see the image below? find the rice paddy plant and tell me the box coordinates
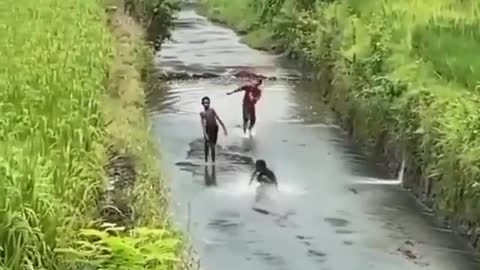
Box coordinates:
[57,223,182,270]
[412,20,480,91]
[339,0,480,216]
[0,0,112,268]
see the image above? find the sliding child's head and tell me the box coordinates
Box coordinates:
[255,159,267,170]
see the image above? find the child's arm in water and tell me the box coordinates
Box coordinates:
[213,109,228,136]
[249,169,258,186]
[199,112,208,140]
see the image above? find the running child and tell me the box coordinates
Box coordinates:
[200,96,227,163]
[226,78,262,137]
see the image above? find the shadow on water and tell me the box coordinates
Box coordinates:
[148,5,480,270]
[175,138,256,176]
[204,165,217,186]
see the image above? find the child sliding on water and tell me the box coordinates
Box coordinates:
[249,159,278,187]
[200,96,227,164]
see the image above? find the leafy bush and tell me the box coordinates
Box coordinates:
[57,224,181,270]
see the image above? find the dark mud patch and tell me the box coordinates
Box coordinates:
[394,240,430,267]
[335,229,354,235]
[174,20,207,29]
[207,210,243,233]
[99,147,137,227]
[308,249,326,257]
[208,218,242,233]
[297,236,313,247]
[188,39,208,45]
[175,161,202,172]
[307,249,327,263]
[253,251,286,266]
[323,217,350,228]
[156,69,303,82]
[253,207,270,215]
[273,215,298,229]
[179,138,256,170]
[347,187,359,194]
[296,235,314,240]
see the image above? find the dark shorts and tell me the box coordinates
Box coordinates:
[205,124,219,144]
[242,103,256,122]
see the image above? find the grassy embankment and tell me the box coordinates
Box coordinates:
[0,0,190,269]
[201,0,480,248]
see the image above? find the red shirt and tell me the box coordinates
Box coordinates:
[241,85,261,106]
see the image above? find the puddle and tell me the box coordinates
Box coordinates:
[324,217,350,228]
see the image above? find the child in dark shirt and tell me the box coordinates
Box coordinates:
[249,159,278,187]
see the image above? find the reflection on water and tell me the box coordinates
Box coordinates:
[148,5,480,270]
[204,165,217,186]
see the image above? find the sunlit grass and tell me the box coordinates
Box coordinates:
[199,0,259,32]
[0,0,111,268]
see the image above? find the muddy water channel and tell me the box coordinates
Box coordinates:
[148,6,480,270]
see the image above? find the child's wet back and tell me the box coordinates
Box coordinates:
[249,159,278,187]
[257,167,277,185]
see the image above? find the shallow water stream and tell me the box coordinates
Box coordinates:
[148,6,480,270]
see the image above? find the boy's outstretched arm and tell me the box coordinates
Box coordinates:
[213,109,228,135]
[227,85,246,95]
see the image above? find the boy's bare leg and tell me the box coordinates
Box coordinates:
[204,139,209,162]
[210,142,216,163]
[242,104,249,135]
[243,119,248,134]
[249,113,256,134]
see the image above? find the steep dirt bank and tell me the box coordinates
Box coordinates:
[90,3,197,269]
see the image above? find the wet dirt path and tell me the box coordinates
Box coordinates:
[148,6,480,270]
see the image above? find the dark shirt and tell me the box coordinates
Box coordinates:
[241,85,261,106]
[256,168,277,185]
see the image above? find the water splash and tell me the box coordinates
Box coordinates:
[350,155,406,186]
[351,176,401,185]
[397,154,405,185]
[214,175,307,199]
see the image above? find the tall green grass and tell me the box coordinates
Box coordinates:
[0,0,111,268]
[0,0,184,267]
[201,0,480,222]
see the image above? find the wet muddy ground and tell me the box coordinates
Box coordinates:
[148,6,480,270]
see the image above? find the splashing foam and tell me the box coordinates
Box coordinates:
[351,157,406,186]
[215,175,307,198]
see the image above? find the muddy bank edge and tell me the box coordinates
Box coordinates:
[101,0,197,269]
[199,0,480,253]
